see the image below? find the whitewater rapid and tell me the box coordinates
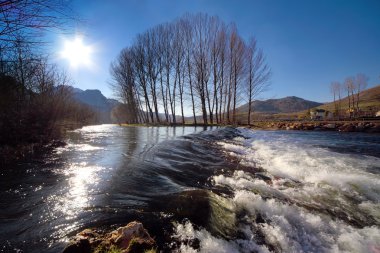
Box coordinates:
[173,128,380,253]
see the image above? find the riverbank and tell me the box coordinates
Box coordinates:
[118,121,380,133]
[0,122,82,167]
[248,120,380,133]
[0,140,67,168]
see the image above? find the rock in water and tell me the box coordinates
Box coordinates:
[109,221,155,251]
[62,221,156,253]
[62,238,91,253]
[324,123,336,129]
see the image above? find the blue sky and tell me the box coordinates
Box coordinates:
[52,0,380,103]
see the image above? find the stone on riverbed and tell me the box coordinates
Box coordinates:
[323,123,336,129]
[109,221,155,251]
[62,221,156,253]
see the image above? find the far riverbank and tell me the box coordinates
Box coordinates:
[248,120,380,133]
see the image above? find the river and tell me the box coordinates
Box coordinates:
[1,125,379,252]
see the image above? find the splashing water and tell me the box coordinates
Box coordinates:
[174,128,380,253]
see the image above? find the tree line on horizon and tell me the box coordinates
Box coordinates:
[110,13,271,125]
[330,73,369,118]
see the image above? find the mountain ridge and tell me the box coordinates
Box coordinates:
[72,88,121,123]
[238,96,323,114]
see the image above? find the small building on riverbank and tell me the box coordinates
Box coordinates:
[310,109,332,120]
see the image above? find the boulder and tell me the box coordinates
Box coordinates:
[62,238,91,253]
[366,124,380,133]
[323,123,336,130]
[109,221,155,251]
[62,221,156,253]
[305,124,314,130]
[339,123,355,132]
[355,125,365,132]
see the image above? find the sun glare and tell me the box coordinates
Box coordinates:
[61,37,93,68]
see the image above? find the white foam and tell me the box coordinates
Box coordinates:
[173,221,270,253]
[207,128,380,252]
[218,129,380,202]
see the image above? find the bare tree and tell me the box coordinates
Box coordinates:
[193,13,211,124]
[330,81,341,119]
[145,29,161,123]
[229,25,245,124]
[355,73,368,112]
[181,16,197,124]
[0,0,103,150]
[173,22,186,124]
[110,13,271,126]
[344,76,355,117]
[217,26,227,124]
[208,16,223,124]
[133,38,154,123]
[156,24,170,123]
[0,0,75,46]
[246,37,270,125]
[161,24,175,123]
[110,48,141,123]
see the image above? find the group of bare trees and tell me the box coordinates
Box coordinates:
[330,73,368,118]
[110,13,270,125]
[0,1,96,148]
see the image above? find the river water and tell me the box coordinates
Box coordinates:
[1,125,379,252]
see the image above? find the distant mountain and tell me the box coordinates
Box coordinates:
[72,88,121,123]
[73,89,110,112]
[253,85,380,120]
[238,96,323,114]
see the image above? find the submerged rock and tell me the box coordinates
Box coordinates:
[62,221,156,253]
[149,189,237,240]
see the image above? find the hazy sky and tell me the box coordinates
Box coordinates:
[53,0,380,102]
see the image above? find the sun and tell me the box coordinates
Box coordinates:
[60,36,93,68]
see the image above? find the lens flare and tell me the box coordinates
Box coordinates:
[60,36,93,68]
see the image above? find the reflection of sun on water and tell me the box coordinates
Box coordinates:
[63,163,102,216]
[47,163,105,241]
[50,163,103,224]
[73,124,118,139]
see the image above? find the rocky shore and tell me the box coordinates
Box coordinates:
[251,121,380,133]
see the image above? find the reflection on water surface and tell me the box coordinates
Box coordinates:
[0,125,215,252]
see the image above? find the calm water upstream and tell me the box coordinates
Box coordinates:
[1,125,380,252]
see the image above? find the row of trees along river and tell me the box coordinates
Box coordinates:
[330,73,369,118]
[110,13,271,125]
[0,1,96,161]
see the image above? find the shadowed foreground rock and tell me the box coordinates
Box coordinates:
[63,221,156,253]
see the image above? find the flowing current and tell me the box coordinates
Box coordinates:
[1,125,379,252]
